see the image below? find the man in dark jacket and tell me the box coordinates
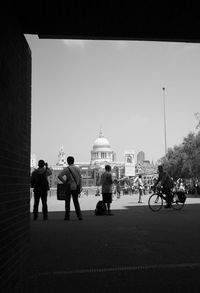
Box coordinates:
[154,165,174,208]
[31,160,52,220]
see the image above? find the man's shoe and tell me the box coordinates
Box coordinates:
[78,216,83,220]
[64,217,70,221]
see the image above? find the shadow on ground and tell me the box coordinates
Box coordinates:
[29,204,200,292]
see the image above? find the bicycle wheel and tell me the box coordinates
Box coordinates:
[148,193,163,211]
[171,193,185,210]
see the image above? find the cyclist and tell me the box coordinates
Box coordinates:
[153,165,174,208]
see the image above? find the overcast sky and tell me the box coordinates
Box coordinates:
[25,35,200,165]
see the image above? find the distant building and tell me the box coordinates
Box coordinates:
[57,145,67,166]
[32,130,157,188]
[90,129,115,166]
[48,130,127,187]
[30,154,37,168]
[124,150,135,177]
[137,151,145,164]
[135,160,157,186]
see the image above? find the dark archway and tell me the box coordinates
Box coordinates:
[1,2,200,291]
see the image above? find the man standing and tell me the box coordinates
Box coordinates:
[58,156,82,220]
[31,160,52,220]
[134,174,144,203]
[153,165,174,208]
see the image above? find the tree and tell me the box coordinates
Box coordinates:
[160,131,200,180]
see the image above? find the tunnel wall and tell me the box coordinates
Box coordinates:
[0,15,31,293]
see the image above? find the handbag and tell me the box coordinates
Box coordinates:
[57,183,70,200]
[176,191,186,203]
[68,167,81,194]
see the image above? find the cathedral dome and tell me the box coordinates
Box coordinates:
[90,130,114,165]
[92,130,111,151]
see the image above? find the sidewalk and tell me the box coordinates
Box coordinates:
[29,194,200,292]
[30,190,200,212]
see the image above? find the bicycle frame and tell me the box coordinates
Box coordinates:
[148,187,185,212]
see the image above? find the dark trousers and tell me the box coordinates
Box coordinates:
[65,190,82,218]
[33,190,48,219]
[162,187,173,206]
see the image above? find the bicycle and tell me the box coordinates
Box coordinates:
[148,187,185,212]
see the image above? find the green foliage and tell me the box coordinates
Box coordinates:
[160,131,200,180]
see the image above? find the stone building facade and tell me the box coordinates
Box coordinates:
[31,131,157,188]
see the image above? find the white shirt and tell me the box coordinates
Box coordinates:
[134,176,144,189]
[58,164,82,190]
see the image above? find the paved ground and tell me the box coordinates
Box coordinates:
[29,193,200,292]
[30,188,200,211]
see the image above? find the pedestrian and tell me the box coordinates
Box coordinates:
[116,180,121,198]
[177,178,185,192]
[58,156,83,220]
[100,165,114,215]
[95,187,101,196]
[153,165,174,208]
[134,174,144,203]
[31,160,52,220]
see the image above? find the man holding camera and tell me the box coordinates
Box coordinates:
[31,160,52,220]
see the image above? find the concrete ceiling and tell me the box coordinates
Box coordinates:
[17,1,200,42]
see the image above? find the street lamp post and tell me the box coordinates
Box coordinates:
[163,87,167,155]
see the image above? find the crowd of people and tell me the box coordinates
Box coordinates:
[31,157,199,220]
[31,157,117,220]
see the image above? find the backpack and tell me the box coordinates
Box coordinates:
[32,171,49,190]
[95,201,107,215]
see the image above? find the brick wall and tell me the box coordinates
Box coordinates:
[0,17,31,292]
